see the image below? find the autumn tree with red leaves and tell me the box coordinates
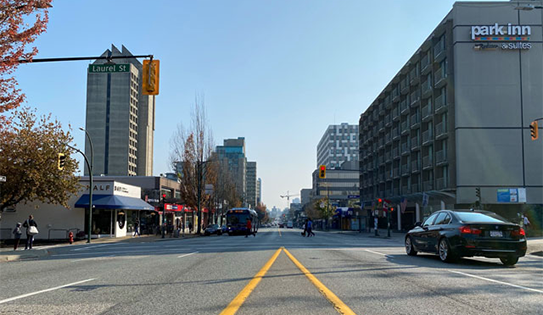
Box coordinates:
[0,0,52,119]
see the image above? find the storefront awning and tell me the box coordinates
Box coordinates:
[75,194,155,211]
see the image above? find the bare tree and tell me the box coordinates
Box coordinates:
[170,95,215,234]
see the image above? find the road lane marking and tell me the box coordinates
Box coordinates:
[364,249,387,256]
[283,248,357,315]
[448,270,543,294]
[220,248,283,315]
[0,278,95,305]
[178,251,198,258]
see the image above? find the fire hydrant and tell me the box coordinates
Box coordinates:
[68,231,74,244]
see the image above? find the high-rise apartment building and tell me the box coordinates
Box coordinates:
[216,137,247,204]
[317,123,359,168]
[246,162,257,208]
[359,1,543,229]
[84,45,155,176]
[257,178,262,205]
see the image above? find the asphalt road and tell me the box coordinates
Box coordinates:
[0,228,542,314]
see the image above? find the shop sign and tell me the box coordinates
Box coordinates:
[472,23,532,50]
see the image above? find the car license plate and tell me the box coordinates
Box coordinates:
[490,231,503,237]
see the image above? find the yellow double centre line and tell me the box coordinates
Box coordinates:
[220,247,356,315]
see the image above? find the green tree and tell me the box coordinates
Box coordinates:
[0,107,80,212]
[255,202,269,224]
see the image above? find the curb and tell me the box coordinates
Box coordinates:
[0,249,49,263]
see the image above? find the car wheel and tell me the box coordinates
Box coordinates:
[405,236,417,256]
[500,256,519,266]
[438,238,456,263]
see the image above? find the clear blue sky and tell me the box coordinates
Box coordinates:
[14,0,472,209]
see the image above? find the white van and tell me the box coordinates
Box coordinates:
[286,221,293,228]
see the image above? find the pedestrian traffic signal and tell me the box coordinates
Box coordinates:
[57,153,66,170]
[142,59,160,95]
[318,165,326,179]
[530,121,538,140]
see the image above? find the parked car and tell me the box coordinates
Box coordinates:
[405,209,527,266]
[204,224,223,236]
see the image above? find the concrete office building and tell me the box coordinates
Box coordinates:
[317,123,359,169]
[359,1,543,229]
[85,45,155,176]
[257,178,262,205]
[246,161,257,208]
[216,137,247,205]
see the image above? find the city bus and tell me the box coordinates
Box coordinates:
[226,208,259,236]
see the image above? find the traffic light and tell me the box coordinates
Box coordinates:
[475,187,481,200]
[57,153,66,170]
[142,59,160,95]
[530,121,539,140]
[161,193,166,204]
[390,207,394,212]
[318,165,326,179]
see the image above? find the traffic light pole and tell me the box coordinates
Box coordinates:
[12,54,154,65]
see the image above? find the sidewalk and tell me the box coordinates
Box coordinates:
[0,232,202,263]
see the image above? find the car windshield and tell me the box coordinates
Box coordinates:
[455,212,509,223]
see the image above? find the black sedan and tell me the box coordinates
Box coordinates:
[405,210,527,266]
[204,224,223,236]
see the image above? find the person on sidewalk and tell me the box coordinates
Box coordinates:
[23,215,38,250]
[245,218,255,238]
[133,220,140,237]
[307,219,315,237]
[302,219,307,237]
[12,222,22,250]
[188,221,193,234]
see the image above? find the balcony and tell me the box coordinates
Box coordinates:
[400,78,410,94]
[392,87,400,102]
[378,121,385,133]
[373,110,379,121]
[385,95,392,109]
[422,104,433,122]
[435,95,448,113]
[435,122,448,139]
[421,54,431,74]
[434,69,447,88]
[402,185,409,194]
[422,80,432,98]
[400,99,409,115]
[435,177,448,190]
[411,160,420,173]
[401,118,410,135]
[411,136,420,151]
[379,103,386,116]
[434,41,446,62]
[385,133,392,144]
[423,156,433,169]
[385,151,392,162]
[410,66,420,85]
[401,164,410,176]
[436,150,447,165]
[423,180,434,191]
[379,173,385,183]
[410,90,421,107]
[401,141,410,155]
[378,138,385,149]
[392,147,400,159]
[422,129,433,146]
[392,127,400,140]
[393,168,400,178]
[411,183,420,193]
[410,112,420,129]
[392,106,400,121]
[385,114,392,127]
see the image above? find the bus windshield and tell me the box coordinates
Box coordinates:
[227,213,249,225]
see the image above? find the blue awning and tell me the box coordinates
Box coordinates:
[75,194,155,211]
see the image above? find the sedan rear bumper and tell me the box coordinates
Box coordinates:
[453,239,527,258]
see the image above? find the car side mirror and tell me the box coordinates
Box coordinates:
[414,222,422,227]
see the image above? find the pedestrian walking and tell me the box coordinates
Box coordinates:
[22,215,38,250]
[523,214,531,230]
[307,219,315,237]
[12,222,22,250]
[301,219,307,237]
[188,221,193,234]
[133,219,140,237]
[245,218,255,238]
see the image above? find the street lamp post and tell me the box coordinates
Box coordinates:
[80,128,94,243]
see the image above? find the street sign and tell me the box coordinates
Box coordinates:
[88,64,130,73]
[348,195,360,199]
[0,175,5,182]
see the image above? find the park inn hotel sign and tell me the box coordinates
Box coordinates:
[472,23,532,50]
